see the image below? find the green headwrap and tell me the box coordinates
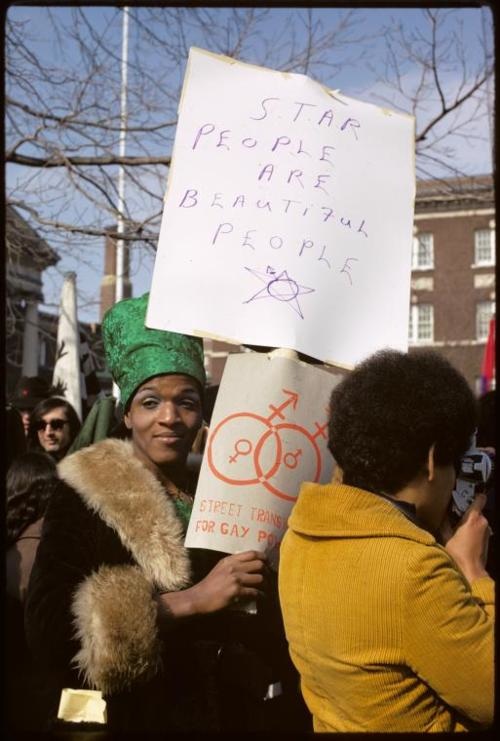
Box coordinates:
[102,293,206,409]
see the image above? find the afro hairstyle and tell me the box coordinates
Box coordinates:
[327,349,477,495]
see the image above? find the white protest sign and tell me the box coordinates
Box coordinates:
[147,47,416,368]
[185,352,342,556]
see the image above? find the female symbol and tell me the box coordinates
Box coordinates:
[207,412,281,486]
[229,438,253,463]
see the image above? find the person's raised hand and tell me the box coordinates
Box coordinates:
[443,493,491,582]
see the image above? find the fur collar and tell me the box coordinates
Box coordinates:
[58,439,191,591]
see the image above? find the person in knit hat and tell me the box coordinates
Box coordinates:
[23,293,285,734]
[10,376,52,436]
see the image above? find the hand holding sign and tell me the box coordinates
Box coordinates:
[189,550,266,613]
[156,550,266,619]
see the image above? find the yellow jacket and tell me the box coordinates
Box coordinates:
[278,482,494,732]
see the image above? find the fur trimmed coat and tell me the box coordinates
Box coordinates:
[25,439,307,733]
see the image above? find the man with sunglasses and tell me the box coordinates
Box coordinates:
[29,398,81,462]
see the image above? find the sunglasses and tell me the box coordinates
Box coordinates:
[35,419,68,432]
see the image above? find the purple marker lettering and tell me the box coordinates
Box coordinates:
[243,230,256,250]
[287,170,304,188]
[258,164,274,182]
[257,200,272,212]
[282,199,300,213]
[250,97,279,121]
[272,136,291,152]
[357,219,368,237]
[212,223,233,245]
[340,257,358,285]
[192,123,215,150]
[296,140,311,157]
[341,118,361,139]
[318,110,334,127]
[299,239,314,257]
[179,189,198,208]
[293,102,316,122]
[211,193,224,208]
[318,245,331,269]
[320,145,335,166]
[314,174,330,195]
[217,130,231,150]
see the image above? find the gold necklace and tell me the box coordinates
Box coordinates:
[164,481,193,506]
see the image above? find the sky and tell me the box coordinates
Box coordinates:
[6,5,494,324]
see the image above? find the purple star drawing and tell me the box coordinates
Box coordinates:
[243,265,315,319]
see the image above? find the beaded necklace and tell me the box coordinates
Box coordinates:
[165,481,194,532]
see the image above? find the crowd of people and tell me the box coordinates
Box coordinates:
[4,292,495,734]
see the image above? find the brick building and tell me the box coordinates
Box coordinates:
[410,174,495,392]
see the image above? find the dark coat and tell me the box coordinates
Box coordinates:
[24,438,309,733]
[6,517,43,603]
[6,517,56,733]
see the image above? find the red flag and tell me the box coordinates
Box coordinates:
[480,316,495,394]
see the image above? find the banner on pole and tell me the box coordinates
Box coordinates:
[480,316,496,394]
[185,352,342,556]
[52,272,82,420]
[147,47,416,368]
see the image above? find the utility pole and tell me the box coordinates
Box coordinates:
[116,6,129,304]
[480,6,494,173]
[113,6,129,402]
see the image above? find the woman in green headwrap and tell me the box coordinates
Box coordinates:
[24,294,292,733]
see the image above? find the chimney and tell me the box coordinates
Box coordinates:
[100,227,132,321]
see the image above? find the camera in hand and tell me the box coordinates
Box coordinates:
[451,432,494,517]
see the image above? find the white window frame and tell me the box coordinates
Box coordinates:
[474,228,495,267]
[409,304,434,345]
[412,233,434,270]
[476,300,495,341]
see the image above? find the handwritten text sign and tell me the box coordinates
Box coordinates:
[147,47,416,367]
[185,352,342,557]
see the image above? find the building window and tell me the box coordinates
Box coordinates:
[412,233,434,270]
[476,301,495,341]
[409,304,434,344]
[474,229,495,266]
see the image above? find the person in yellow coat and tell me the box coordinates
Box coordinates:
[278,349,494,733]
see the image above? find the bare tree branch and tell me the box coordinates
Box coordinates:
[6,152,172,167]
[6,96,176,132]
[5,6,493,320]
